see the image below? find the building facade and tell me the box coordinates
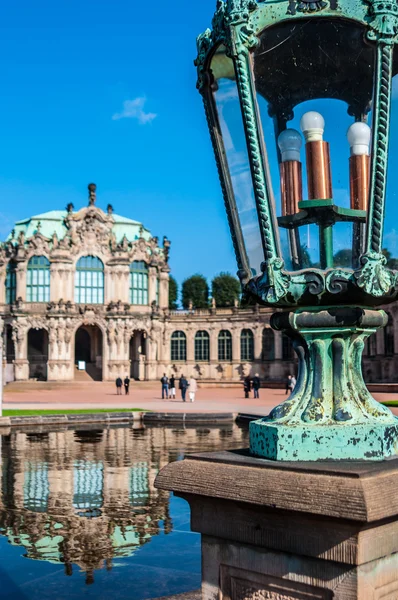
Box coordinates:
[0,184,394,384]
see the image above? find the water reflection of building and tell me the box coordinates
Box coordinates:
[0,424,247,584]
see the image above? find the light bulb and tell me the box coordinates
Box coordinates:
[300,111,325,143]
[277,129,302,162]
[347,122,371,156]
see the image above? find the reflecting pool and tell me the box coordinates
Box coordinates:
[0,422,248,600]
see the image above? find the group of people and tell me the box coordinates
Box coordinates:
[243,373,261,399]
[115,376,130,395]
[160,374,197,402]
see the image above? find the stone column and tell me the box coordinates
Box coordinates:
[254,326,262,361]
[210,328,218,363]
[232,327,241,363]
[12,321,29,381]
[376,327,384,355]
[16,261,27,301]
[159,269,169,310]
[274,330,282,360]
[156,452,398,600]
[186,329,195,363]
[148,267,157,305]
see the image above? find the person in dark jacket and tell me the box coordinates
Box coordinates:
[169,375,176,399]
[115,376,123,395]
[243,375,251,399]
[160,374,169,399]
[124,376,130,395]
[252,373,261,399]
[179,375,189,402]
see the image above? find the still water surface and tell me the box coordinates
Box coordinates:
[0,422,248,599]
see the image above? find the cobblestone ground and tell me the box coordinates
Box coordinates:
[4,381,398,417]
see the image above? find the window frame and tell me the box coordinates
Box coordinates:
[240,329,254,361]
[130,261,149,306]
[75,255,104,305]
[218,330,232,361]
[5,261,17,304]
[27,255,50,303]
[195,330,210,362]
[170,330,187,362]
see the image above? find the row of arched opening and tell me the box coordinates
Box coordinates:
[170,329,295,362]
[3,324,146,382]
[5,256,152,305]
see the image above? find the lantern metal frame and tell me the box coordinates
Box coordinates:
[196,0,398,461]
[196,0,398,306]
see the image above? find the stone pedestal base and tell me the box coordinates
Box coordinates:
[156,450,398,600]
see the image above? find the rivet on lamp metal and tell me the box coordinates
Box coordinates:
[196,0,398,460]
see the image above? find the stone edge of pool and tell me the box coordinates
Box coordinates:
[151,592,201,600]
[0,412,260,428]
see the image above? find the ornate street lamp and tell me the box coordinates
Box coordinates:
[196,0,398,460]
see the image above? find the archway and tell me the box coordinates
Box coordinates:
[129,331,146,380]
[27,329,48,381]
[74,325,103,381]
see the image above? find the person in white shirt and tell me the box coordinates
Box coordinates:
[189,376,197,402]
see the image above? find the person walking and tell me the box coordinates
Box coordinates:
[160,373,169,399]
[169,375,176,399]
[179,374,188,402]
[285,374,293,395]
[115,376,123,395]
[124,375,130,395]
[243,375,251,399]
[291,375,297,390]
[188,376,197,402]
[252,373,261,399]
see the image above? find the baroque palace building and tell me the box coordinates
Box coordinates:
[0,183,395,384]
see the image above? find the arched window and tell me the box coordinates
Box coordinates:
[282,333,294,360]
[27,256,50,302]
[130,261,149,305]
[171,331,186,361]
[384,313,394,356]
[262,328,275,360]
[218,330,232,361]
[5,261,16,304]
[75,256,104,304]
[195,330,210,361]
[241,329,254,361]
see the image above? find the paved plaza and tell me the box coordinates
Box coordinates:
[3,382,398,417]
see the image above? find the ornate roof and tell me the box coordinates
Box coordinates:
[7,209,152,245]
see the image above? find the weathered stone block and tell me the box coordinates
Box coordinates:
[249,419,398,461]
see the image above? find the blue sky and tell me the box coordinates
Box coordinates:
[1,1,398,291]
[0,0,235,289]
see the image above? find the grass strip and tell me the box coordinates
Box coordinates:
[3,408,146,416]
[380,401,398,407]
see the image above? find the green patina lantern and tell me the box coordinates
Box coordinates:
[196,0,398,460]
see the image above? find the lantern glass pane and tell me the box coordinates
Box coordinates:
[211,45,263,276]
[252,19,374,271]
[382,59,398,269]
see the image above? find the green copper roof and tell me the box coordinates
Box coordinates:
[5,208,152,244]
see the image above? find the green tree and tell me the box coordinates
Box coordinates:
[181,274,209,309]
[168,275,178,309]
[333,249,352,267]
[382,248,398,270]
[211,272,241,307]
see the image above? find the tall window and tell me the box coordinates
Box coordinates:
[195,330,210,361]
[218,330,232,361]
[171,331,186,361]
[384,313,395,356]
[75,256,104,304]
[241,329,254,361]
[27,256,50,302]
[5,261,16,304]
[130,261,149,305]
[282,333,294,360]
[262,329,275,360]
